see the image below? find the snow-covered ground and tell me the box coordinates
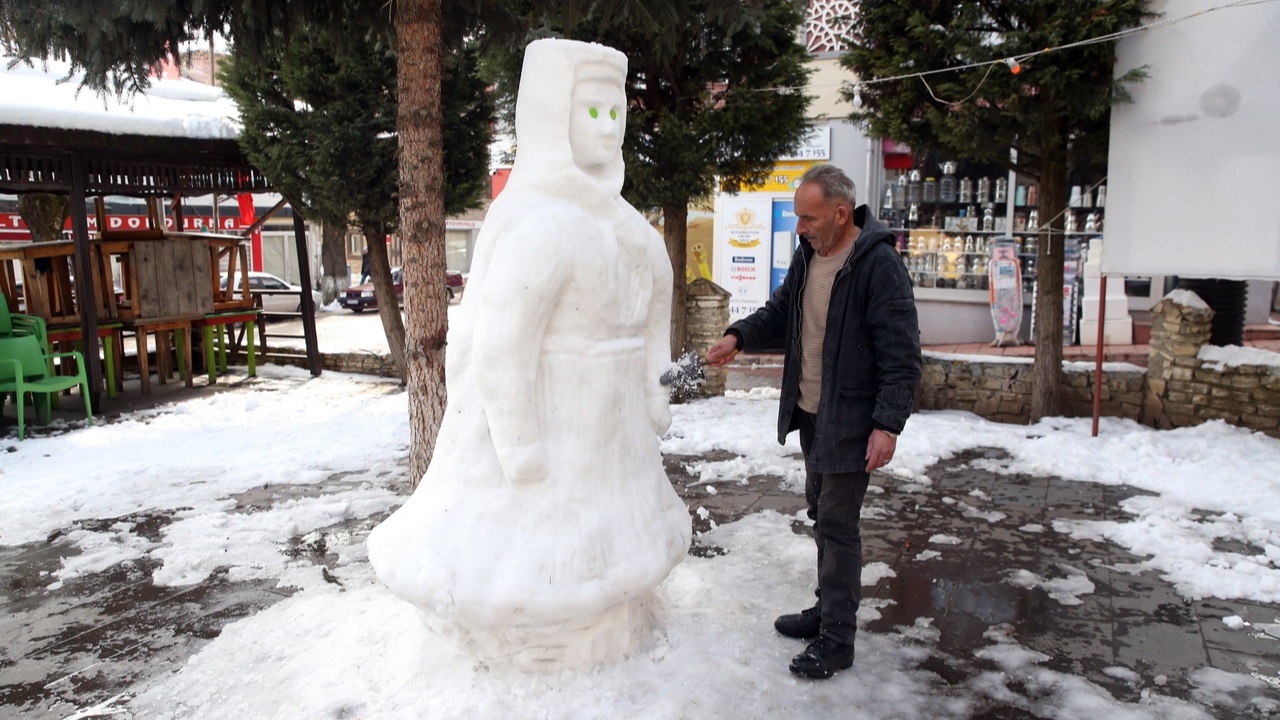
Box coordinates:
[3,365,1279,718]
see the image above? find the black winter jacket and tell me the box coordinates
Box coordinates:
[728,205,921,473]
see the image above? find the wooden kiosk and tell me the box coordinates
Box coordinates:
[0,127,322,402]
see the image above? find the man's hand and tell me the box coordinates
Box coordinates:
[865,429,897,473]
[705,335,740,368]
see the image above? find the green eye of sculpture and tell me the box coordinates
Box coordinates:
[589,107,599,119]
[610,109,617,120]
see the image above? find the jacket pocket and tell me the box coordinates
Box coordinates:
[830,385,876,441]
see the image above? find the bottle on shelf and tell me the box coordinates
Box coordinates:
[976,177,990,204]
[1065,211,1078,233]
[1026,184,1038,207]
[923,176,938,203]
[1027,209,1039,232]
[1015,184,1028,206]
[1069,185,1083,208]
[882,182,894,214]
[981,206,994,231]
[907,202,920,227]
[940,162,958,203]
[895,175,907,209]
[994,178,1007,204]
[907,169,922,205]
[1095,183,1106,208]
[964,235,975,254]
[1084,213,1098,233]
[959,177,973,203]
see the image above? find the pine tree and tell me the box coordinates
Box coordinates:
[221,31,492,381]
[843,0,1148,419]
[485,0,813,358]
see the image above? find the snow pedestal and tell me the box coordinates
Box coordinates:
[366,38,690,672]
[417,595,655,670]
[1079,238,1133,346]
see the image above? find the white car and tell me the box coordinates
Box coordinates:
[219,271,320,313]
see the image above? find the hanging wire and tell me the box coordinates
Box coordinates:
[751,0,1276,100]
[863,0,1275,102]
[919,62,998,106]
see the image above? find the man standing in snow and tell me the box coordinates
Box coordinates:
[705,163,921,679]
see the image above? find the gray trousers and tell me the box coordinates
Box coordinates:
[797,410,871,645]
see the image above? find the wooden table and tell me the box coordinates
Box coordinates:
[123,317,194,394]
[0,240,92,325]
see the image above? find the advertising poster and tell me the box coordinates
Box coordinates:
[716,197,773,322]
[682,209,716,284]
[771,200,797,294]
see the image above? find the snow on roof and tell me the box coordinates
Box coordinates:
[0,56,241,140]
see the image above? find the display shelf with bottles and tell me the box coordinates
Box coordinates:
[885,171,1106,298]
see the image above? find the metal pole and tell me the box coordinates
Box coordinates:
[1091,275,1107,437]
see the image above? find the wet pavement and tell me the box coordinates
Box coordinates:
[3,360,1280,718]
[666,443,1280,715]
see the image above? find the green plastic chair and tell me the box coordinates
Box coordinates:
[0,335,94,440]
[0,296,48,348]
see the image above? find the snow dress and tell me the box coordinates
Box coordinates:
[367,39,690,667]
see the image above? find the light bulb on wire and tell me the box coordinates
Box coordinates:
[1004,57,1022,74]
[853,85,864,108]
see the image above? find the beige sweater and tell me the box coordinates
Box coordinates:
[797,241,854,413]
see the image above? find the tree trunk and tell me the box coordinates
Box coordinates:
[664,202,690,359]
[319,221,349,305]
[397,0,448,488]
[17,193,69,243]
[363,221,407,379]
[1029,150,1067,421]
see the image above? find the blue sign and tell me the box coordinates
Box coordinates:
[771,200,798,293]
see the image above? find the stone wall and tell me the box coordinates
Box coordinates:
[239,350,402,379]
[919,354,1145,424]
[920,292,1280,438]
[685,279,731,398]
[1142,293,1280,437]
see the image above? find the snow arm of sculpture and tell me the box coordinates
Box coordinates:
[643,222,674,436]
[472,220,570,484]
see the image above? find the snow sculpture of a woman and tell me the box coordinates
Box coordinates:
[367,38,691,670]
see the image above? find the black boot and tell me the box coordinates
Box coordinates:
[773,604,821,639]
[789,636,854,679]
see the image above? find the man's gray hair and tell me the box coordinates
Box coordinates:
[799,163,857,208]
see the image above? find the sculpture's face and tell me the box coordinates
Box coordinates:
[569,79,625,171]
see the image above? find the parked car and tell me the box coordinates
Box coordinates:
[219,271,318,313]
[446,270,464,302]
[341,267,464,312]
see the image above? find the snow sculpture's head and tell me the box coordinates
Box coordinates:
[512,39,628,195]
